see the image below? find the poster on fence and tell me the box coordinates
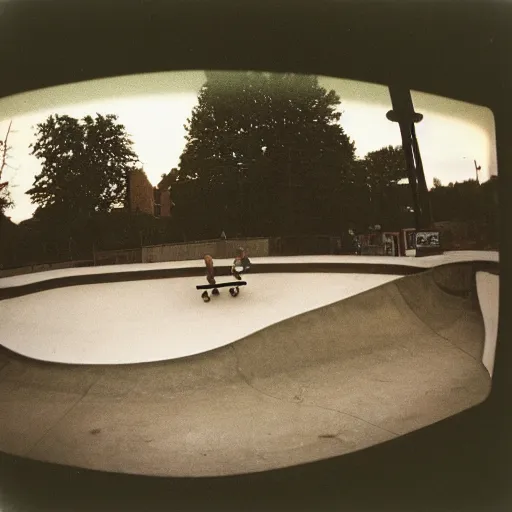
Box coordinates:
[415,231,442,256]
[415,231,440,248]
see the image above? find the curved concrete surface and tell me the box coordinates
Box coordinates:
[0,250,499,290]
[0,273,404,364]
[0,261,495,477]
[476,271,499,376]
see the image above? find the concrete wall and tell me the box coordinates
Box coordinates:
[0,259,93,278]
[0,239,269,276]
[94,248,142,266]
[142,238,270,263]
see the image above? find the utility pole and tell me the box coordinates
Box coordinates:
[386,86,432,230]
[474,160,481,184]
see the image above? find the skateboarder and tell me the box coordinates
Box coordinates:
[200,249,251,301]
[202,254,220,301]
[231,247,251,280]
[228,247,251,296]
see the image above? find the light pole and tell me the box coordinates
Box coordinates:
[474,160,481,184]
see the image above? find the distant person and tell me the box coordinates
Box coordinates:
[220,230,227,240]
[347,229,360,255]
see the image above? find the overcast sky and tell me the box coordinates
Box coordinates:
[0,71,497,224]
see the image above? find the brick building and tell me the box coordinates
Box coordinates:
[155,168,178,217]
[127,168,174,217]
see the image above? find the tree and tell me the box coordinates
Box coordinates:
[425,176,498,249]
[429,178,482,222]
[27,113,139,218]
[0,120,14,213]
[175,71,356,238]
[361,145,408,187]
[433,177,442,189]
[357,145,413,230]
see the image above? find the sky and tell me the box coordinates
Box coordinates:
[0,71,498,224]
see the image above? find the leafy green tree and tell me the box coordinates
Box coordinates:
[429,178,482,222]
[27,113,139,218]
[175,71,356,238]
[427,176,498,249]
[356,145,413,230]
[0,120,14,214]
[0,183,12,214]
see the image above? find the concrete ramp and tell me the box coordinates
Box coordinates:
[0,262,492,477]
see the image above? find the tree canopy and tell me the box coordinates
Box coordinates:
[175,71,356,237]
[1,74,499,270]
[27,113,139,219]
[356,145,413,230]
[0,120,14,214]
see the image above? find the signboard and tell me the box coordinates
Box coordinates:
[415,231,440,248]
[415,230,443,256]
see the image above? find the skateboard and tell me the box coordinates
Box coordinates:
[196,281,247,302]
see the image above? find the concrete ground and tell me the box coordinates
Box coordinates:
[0,261,494,477]
[0,272,404,364]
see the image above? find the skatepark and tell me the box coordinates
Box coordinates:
[0,251,499,477]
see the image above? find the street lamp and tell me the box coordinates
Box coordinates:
[474,160,481,184]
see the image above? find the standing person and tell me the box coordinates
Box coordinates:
[229,247,251,296]
[202,254,219,302]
